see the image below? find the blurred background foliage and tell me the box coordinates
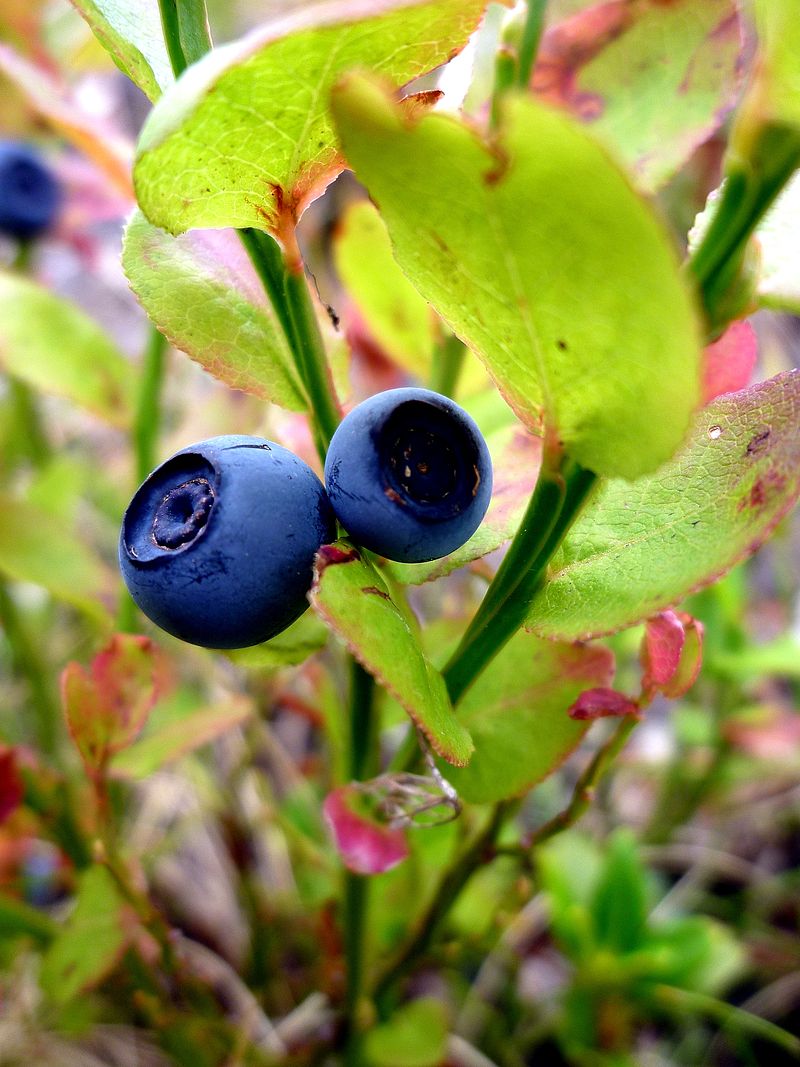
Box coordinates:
[1,1,800,1065]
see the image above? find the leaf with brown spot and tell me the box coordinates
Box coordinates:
[134,0,502,237]
[527,372,800,641]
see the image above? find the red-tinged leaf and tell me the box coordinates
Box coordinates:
[641,611,686,689]
[702,321,758,405]
[641,611,704,699]
[134,0,502,239]
[662,614,704,699]
[0,43,134,197]
[0,747,24,824]
[568,688,639,721]
[441,633,615,804]
[533,0,744,191]
[311,541,473,767]
[62,635,169,774]
[323,784,409,875]
[110,696,254,780]
[527,372,800,641]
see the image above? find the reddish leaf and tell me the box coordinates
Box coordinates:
[641,611,704,699]
[641,611,686,687]
[702,321,758,405]
[323,784,409,875]
[568,688,639,721]
[532,0,743,191]
[62,635,168,775]
[0,747,24,823]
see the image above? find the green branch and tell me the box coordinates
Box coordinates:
[688,123,800,333]
[342,661,379,1065]
[373,802,512,1007]
[443,457,597,704]
[516,0,548,89]
[157,0,212,76]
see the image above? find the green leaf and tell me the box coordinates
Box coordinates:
[0,892,58,943]
[310,542,473,766]
[62,635,166,774]
[224,611,328,669]
[68,0,173,100]
[392,422,540,585]
[0,273,135,429]
[40,865,130,1003]
[0,495,113,621]
[527,372,800,641]
[737,0,800,134]
[332,78,701,479]
[440,631,614,803]
[534,0,743,192]
[334,200,436,377]
[591,830,648,954]
[134,0,496,236]
[111,694,253,779]
[122,211,304,409]
[364,998,448,1067]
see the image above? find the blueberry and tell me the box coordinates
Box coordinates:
[0,142,61,241]
[119,436,336,648]
[324,388,492,563]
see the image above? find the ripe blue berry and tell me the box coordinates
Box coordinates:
[119,436,336,648]
[0,142,61,241]
[324,388,492,563]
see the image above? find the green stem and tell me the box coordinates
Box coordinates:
[239,229,340,462]
[429,334,467,399]
[490,48,517,129]
[373,802,511,1007]
[688,123,800,331]
[653,984,800,1058]
[525,716,638,851]
[9,240,50,467]
[158,4,340,463]
[342,660,378,1065]
[133,325,168,483]
[444,459,596,704]
[516,0,548,88]
[0,580,59,755]
[238,229,297,348]
[284,267,341,452]
[118,325,169,633]
[157,0,212,76]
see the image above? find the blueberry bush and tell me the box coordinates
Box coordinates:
[2,1,800,1064]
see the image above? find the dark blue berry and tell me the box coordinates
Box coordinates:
[324,388,492,563]
[119,436,336,648]
[0,142,61,241]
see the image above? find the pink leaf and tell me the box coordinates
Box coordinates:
[702,321,758,405]
[323,784,409,875]
[568,687,639,721]
[641,611,686,687]
[0,747,24,824]
[61,634,169,775]
[641,611,704,699]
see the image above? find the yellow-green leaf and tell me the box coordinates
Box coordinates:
[332,77,701,479]
[134,0,498,236]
